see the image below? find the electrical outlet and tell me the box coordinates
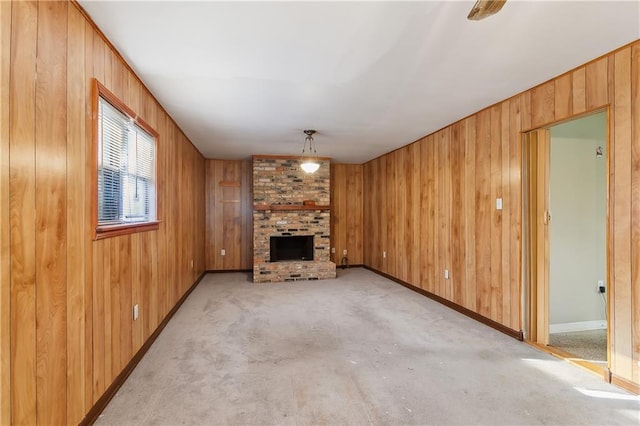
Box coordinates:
[221,249,226,256]
[597,280,605,294]
[331,247,335,254]
[383,251,386,259]
[133,304,139,321]
[343,249,347,256]
[496,198,503,210]
[444,269,450,280]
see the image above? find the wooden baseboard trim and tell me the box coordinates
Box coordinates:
[364,266,524,341]
[206,269,252,273]
[79,271,208,425]
[527,341,608,378]
[611,373,640,395]
[336,264,364,269]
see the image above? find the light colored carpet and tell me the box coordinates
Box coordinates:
[550,329,607,365]
[96,268,639,425]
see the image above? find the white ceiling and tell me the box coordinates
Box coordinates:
[79,1,640,163]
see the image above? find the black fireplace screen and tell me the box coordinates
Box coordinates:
[270,235,314,262]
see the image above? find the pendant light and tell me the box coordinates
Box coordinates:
[300,129,320,174]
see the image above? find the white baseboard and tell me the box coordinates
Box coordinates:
[550,320,607,334]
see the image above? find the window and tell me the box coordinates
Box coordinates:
[93,80,159,239]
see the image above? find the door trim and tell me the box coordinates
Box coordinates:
[522,108,610,371]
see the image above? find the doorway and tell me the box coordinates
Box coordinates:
[523,111,608,374]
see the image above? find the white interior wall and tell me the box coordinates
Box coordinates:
[549,112,607,332]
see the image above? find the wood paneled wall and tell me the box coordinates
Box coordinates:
[363,40,640,388]
[203,161,364,271]
[331,164,364,265]
[0,1,11,423]
[205,160,252,270]
[1,1,206,424]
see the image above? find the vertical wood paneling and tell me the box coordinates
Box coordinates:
[475,109,492,318]
[450,122,465,305]
[432,137,441,294]
[108,239,120,380]
[421,135,435,293]
[554,73,573,121]
[3,4,640,423]
[118,236,132,374]
[155,112,167,326]
[205,159,252,271]
[489,106,502,323]
[509,97,523,330]
[3,2,207,422]
[331,164,364,266]
[213,160,223,269]
[139,232,153,340]
[387,152,397,277]
[531,81,555,129]
[521,91,532,131]
[131,233,142,351]
[167,128,176,304]
[380,156,389,272]
[631,43,640,385]
[463,117,477,312]
[376,157,383,271]
[500,101,511,325]
[66,5,86,423]
[489,105,502,322]
[34,0,69,387]
[362,163,371,266]
[9,2,38,424]
[612,48,633,379]
[441,129,452,300]
[409,143,421,285]
[222,162,240,268]
[397,151,407,279]
[205,161,216,269]
[240,161,253,269]
[586,56,609,110]
[572,67,587,114]
[91,239,104,401]
[362,41,640,389]
[103,239,113,387]
[0,1,11,424]
[332,164,344,264]
[82,22,94,413]
[370,159,380,268]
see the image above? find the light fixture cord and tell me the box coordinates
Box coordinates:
[302,135,316,155]
[310,136,316,155]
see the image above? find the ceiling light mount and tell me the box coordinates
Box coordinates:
[300,129,320,174]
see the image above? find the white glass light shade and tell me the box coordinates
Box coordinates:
[300,161,320,174]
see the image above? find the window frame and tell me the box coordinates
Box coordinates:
[92,79,160,240]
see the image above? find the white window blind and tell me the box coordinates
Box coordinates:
[98,97,157,226]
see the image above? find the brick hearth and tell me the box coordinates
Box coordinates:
[252,156,336,283]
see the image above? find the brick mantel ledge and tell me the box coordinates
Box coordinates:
[254,204,331,212]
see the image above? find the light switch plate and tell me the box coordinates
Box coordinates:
[496,198,503,210]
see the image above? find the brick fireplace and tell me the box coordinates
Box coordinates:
[253,156,336,283]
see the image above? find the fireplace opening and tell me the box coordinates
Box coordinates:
[270,235,314,262]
